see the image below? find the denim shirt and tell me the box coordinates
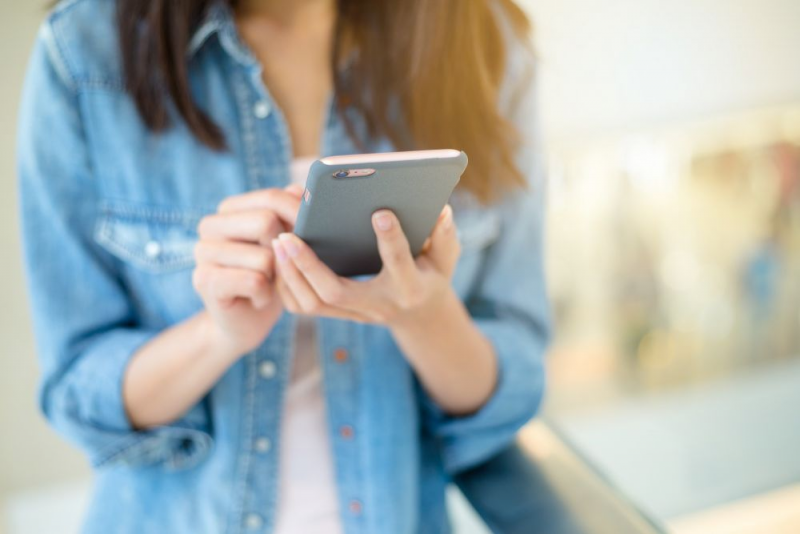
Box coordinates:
[17,1,550,533]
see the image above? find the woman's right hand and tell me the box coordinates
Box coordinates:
[192,186,303,359]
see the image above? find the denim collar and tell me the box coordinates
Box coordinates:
[189,2,257,68]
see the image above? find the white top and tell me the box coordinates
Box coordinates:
[274,158,343,534]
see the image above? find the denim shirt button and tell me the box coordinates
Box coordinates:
[340,425,354,439]
[333,348,348,363]
[144,240,161,258]
[254,437,271,453]
[259,360,276,379]
[244,513,263,530]
[253,101,270,119]
[348,500,362,515]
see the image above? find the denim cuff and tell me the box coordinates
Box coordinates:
[45,328,213,471]
[419,319,546,474]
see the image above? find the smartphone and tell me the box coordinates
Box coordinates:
[294,149,468,277]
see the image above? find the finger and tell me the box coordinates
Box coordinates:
[272,239,324,313]
[284,183,305,197]
[275,267,369,322]
[217,189,301,225]
[276,277,301,314]
[193,265,272,309]
[425,204,460,276]
[273,238,372,322]
[371,210,418,284]
[198,210,283,245]
[420,237,432,255]
[324,307,372,323]
[277,233,353,307]
[194,241,275,278]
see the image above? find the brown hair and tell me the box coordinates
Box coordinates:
[118,0,532,203]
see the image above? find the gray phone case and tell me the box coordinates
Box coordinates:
[294,151,468,277]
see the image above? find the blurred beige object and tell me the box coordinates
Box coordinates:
[668,484,800,534]
[545,104,800,399]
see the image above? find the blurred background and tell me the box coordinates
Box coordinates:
[1,0,799,533]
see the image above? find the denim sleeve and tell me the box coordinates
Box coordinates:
[420,46,551,474]
[17,23,212,471]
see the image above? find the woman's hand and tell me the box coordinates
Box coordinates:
[271,205,460,328]
[192,186,303,359]
[271,203,498,416]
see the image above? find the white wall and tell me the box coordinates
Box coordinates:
[522,0,800,142]
[0,2,91,504]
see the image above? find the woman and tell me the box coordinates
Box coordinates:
[17,0,549,532]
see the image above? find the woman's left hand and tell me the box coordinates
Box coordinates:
[271,205,459,327]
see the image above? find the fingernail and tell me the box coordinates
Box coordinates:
[272,239,288,262]
[373,211,393,231]
[279,233,300,257]
[442,205,454,229]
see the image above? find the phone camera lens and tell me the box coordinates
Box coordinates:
[334,170,349,178]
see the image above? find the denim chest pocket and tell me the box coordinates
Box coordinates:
[94,202,205,325]
[452,208,502,298]
[95,203,201,274]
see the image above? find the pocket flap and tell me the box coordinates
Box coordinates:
[95,202,202,273]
